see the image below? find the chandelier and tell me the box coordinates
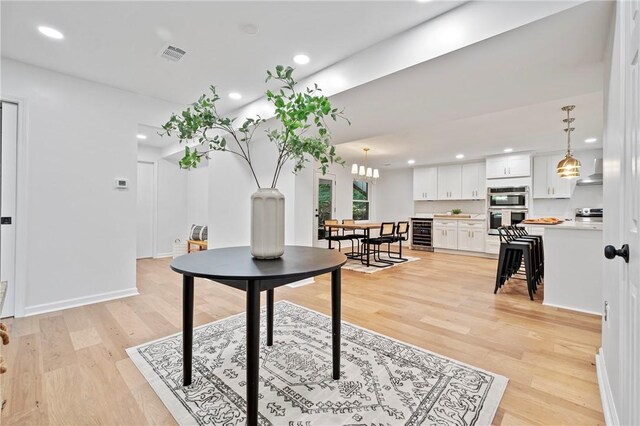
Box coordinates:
[556,105,581,178]
[351,148,379,183]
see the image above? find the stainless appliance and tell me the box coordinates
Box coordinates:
[487,186,529,209]
[576,158,603,186]
[575,207,603,222]
[410,218,434,251]
[488,209,528,235]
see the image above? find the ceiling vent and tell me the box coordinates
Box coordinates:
[158,44,186,62]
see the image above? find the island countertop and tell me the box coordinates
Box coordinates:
[521,221,602,231]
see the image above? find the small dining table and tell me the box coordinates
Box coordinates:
[170,245,346,426]
[324,223,382,267]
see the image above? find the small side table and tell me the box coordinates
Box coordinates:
[170,245,346,426]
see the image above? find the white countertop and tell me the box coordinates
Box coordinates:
[522,221,603,231]
[412,213,486,221]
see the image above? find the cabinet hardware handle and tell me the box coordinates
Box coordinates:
[508,167,511,175]
[504,167,506,175]
[552,187,555,195]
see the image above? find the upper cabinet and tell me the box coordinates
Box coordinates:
[437,165,462,200]
[533,155,572,199]
[413,166,438,201]
[461,163,486,200]
[486,154,531,179]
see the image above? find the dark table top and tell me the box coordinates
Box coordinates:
[171,245,347,281]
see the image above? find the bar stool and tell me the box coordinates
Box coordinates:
[494,227,537,300]
[509,225,544,282]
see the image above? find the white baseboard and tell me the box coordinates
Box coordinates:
[433,248,497,259]
[22,287,139,317]
[154,252,173,259]
[287,278,315,288]
[542,301,601,317]
[596,348,619,426]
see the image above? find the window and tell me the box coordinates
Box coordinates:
[352,180,369,220]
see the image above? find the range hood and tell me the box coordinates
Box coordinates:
[576,158,603,186]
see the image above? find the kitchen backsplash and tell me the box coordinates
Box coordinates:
[532,185,603,219]
[414,200,486,214]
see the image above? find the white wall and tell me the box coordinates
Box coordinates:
[375,168,414,221]
[186,164,209,228]
[156,159,188,256]
[2,59,184,316]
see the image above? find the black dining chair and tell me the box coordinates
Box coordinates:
[360,222,396,266]
[386,221,410,262]
[341,219,365,257]
[324,219,352,251]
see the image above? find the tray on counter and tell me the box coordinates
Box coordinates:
[521,218,564,225]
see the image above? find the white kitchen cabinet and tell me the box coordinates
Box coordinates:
[461,162,486,200]
[437,165,462,200]
[533,155,572,199]
[458,221,486,252]
[486,154,531,179]
[433,220,458,249]
[413,167,438,201]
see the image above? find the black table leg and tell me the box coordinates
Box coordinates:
[246,280,260,426]
[183,275,194,386]
[267,288,274,346]
[331,268,341,380]
[366,228,371,267]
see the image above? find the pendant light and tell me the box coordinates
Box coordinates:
[351,148,379,183]
[557,105,581,178]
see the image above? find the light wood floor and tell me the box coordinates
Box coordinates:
[0,249,603,425]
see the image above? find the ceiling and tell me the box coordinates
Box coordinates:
[1,1,463,109]
[1,1,613,170]
[329,0,612,168]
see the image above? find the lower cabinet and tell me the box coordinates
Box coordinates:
[433,219,486,252]
[457,229,486,252]
[433,227,458,249]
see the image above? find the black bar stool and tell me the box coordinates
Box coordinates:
[494,227,538,300]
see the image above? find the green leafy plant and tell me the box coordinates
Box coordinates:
[161,65,349,188]
[451,209,463,215]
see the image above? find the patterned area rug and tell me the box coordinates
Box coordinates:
[341,255,421,274]
[128,301,507,426]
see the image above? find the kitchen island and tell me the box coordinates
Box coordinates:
[525,221,603,315]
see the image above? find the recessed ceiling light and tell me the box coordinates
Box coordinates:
[456,154,464,159]
[239,23,259,35]
[136,134,147,140]
[38,26,64,40]
[407,159,415,165]
[585,137,598,143]
[228,92,242,100]
[504,148,513,153]
[293,54,310,65]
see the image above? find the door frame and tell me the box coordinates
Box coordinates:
[313,172,336,247]
[1,97,29,317]
[136,160,158,259]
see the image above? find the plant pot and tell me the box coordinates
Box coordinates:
[250,188,285,259]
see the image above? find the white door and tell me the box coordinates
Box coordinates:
[313,173,336,247]
[136,162,154,259]
[621,1,639,422]
[602,3,640,424]
[1,102,18,318]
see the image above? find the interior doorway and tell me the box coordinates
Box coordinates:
[1,101,18,318]
[136,161,155,259]
[313,173,336,247]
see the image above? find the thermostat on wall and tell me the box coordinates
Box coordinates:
[114,178,129,189]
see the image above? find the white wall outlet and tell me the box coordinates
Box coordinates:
[114,178,128,189]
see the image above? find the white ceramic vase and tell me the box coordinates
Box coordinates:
[250,188,285,259]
